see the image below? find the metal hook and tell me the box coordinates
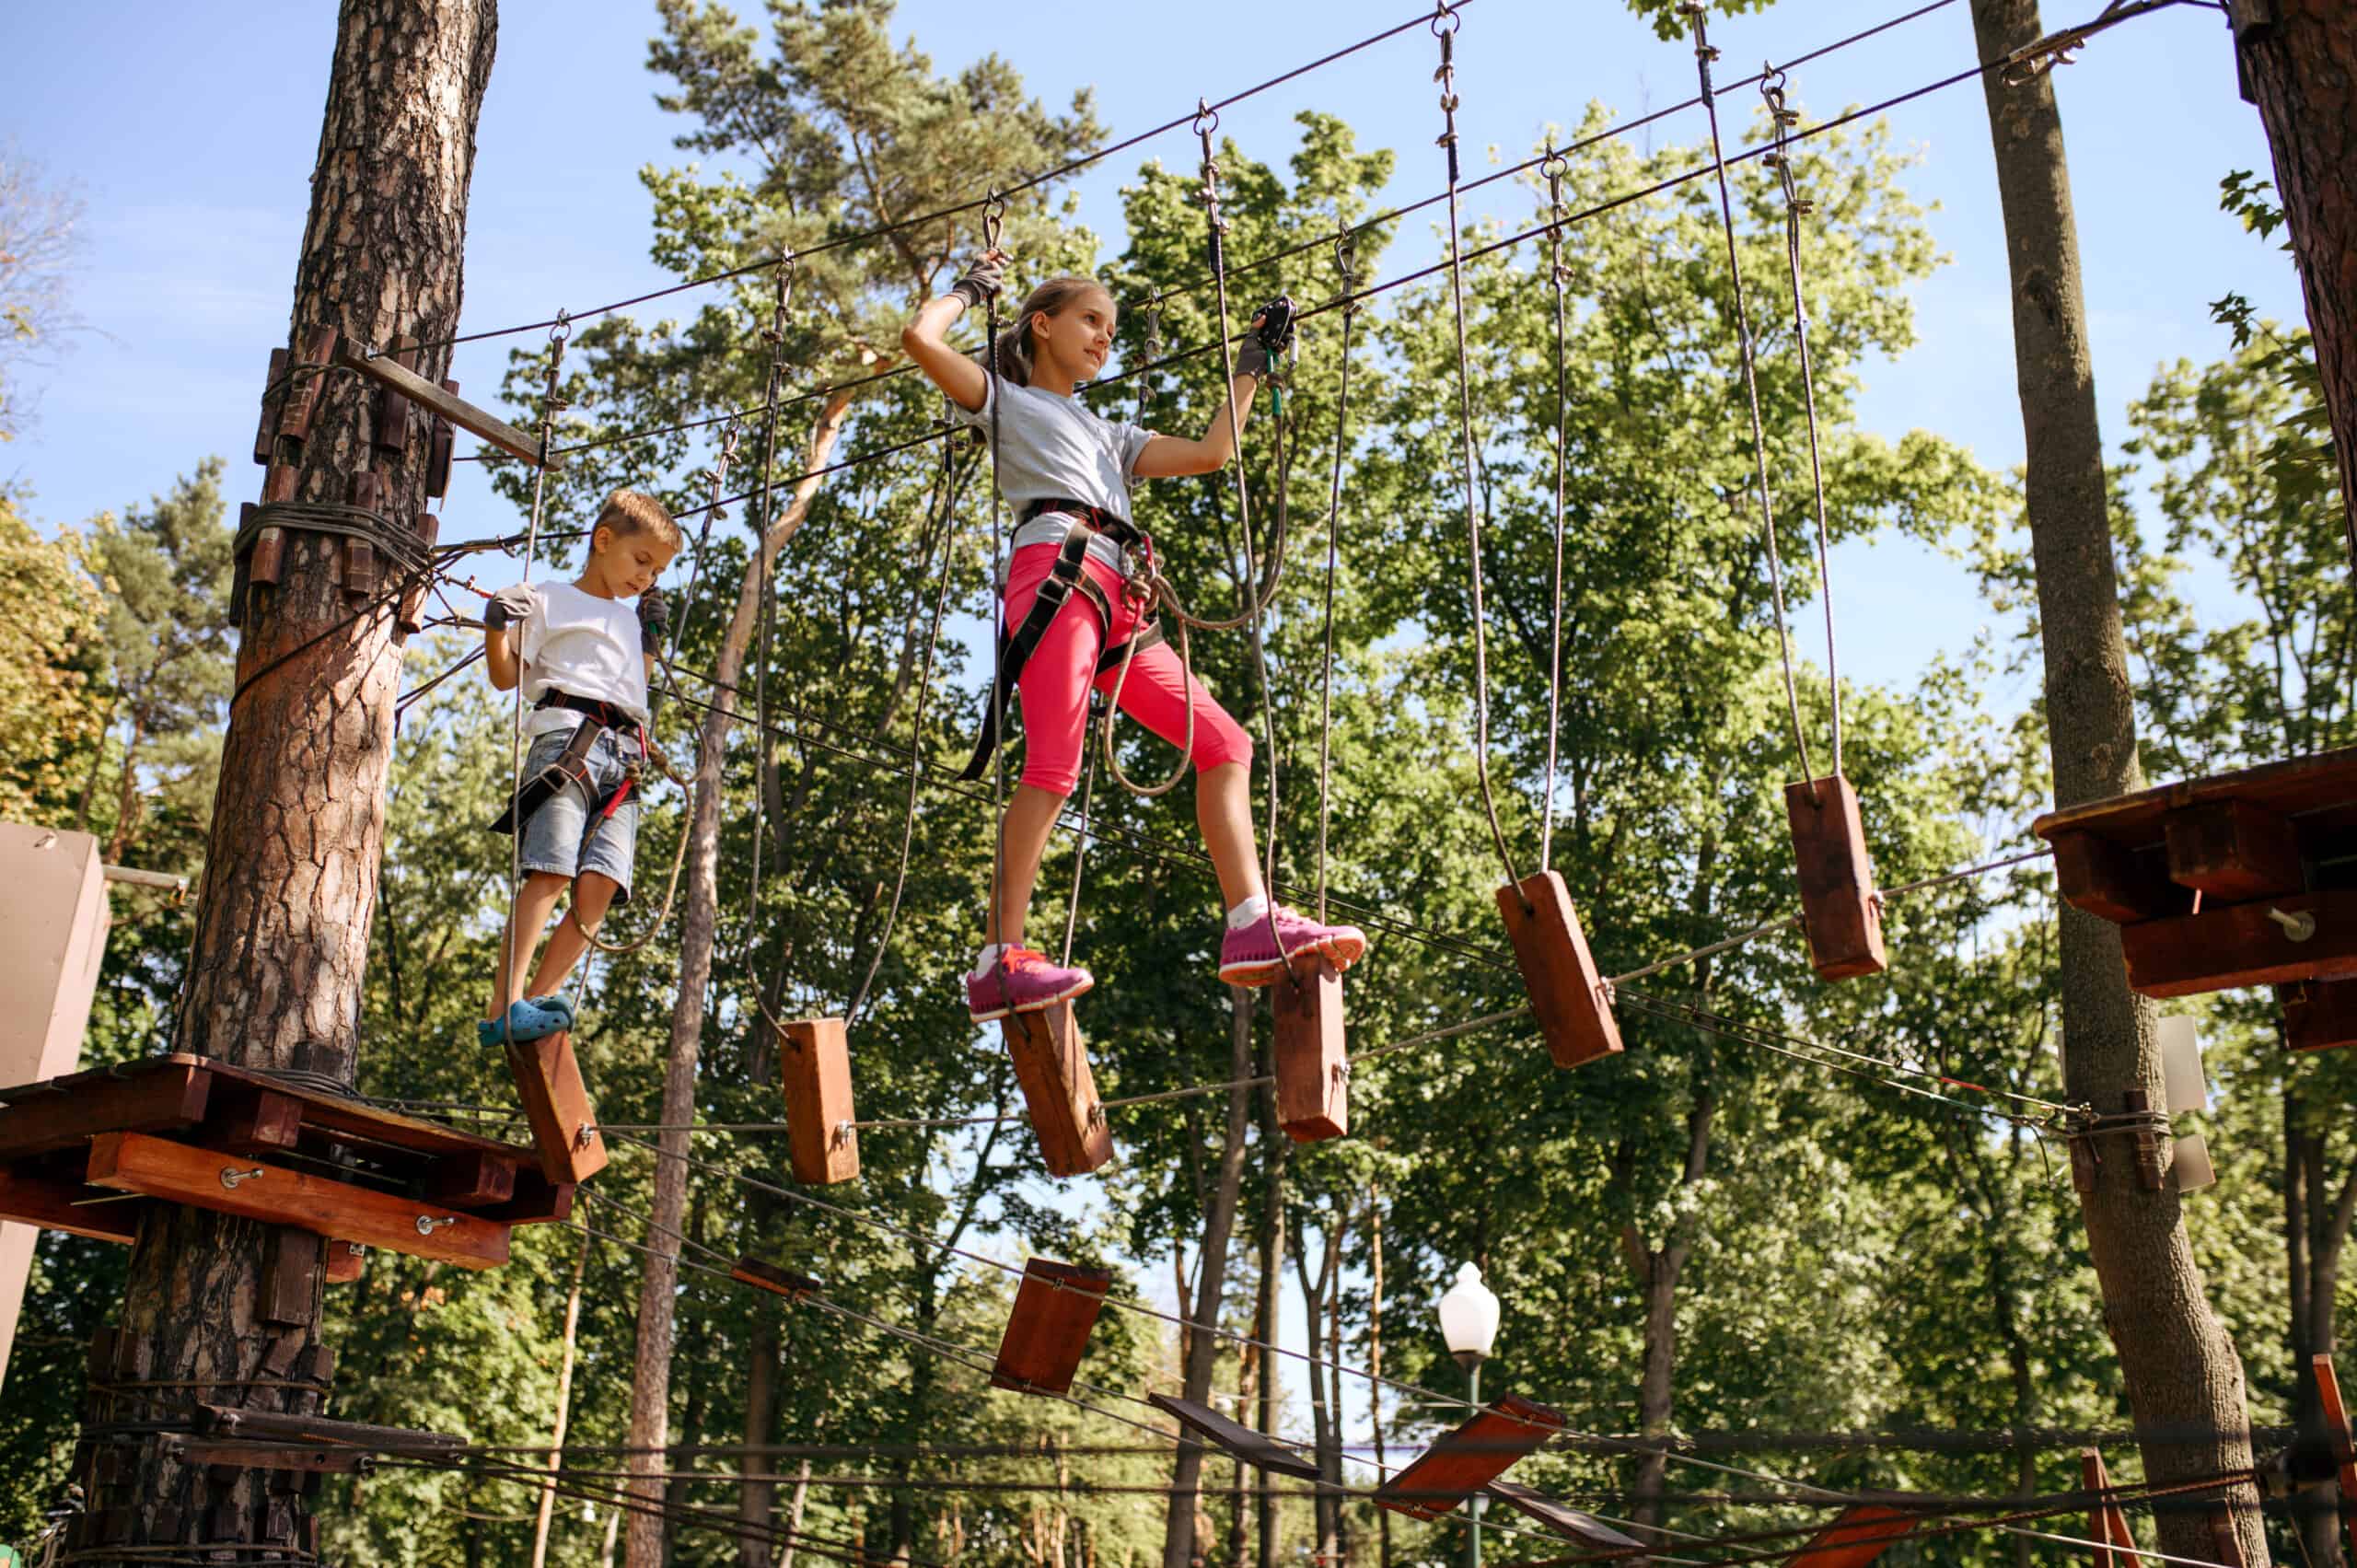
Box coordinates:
[1190,98,1220,139]
[548,308,573,347]
[1430,0,1460,36]
[981,191,1005,250]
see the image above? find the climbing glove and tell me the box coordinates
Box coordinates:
[1234,295,1297,379]
[949,252,1006,310]
[638,587,671,656]
[483,583,537,633]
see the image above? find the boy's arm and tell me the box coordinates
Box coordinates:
[482,584,536,691]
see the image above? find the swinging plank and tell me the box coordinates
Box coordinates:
[506,1030,610,1186]
[1373,1393,1566,1519]
[2280,980,2357,1052]
[332,340,564,469]
[1004,1004,1113,1178]
[1785,774,1887,981]
[778,1016,859,1185]
[732,1255,821,1301]
[2080,1450,2139,1568]
[1786,1504,1920,1568]
[1146,1393,1319,1481]
[990,1258,1111,1397]
[1486,1479,1644,1551]
[1497,871,1622,1069]
[1272,958,1348,1142]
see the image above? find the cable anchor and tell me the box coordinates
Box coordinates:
[218,1166,265,1191]
[414,1214,460,1237]
[1190,98,1219,139]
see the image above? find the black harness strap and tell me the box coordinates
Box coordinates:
[488,692,645,835]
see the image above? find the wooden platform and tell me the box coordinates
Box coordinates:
[0,1053,571,1270]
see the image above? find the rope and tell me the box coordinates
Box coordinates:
[745,261,794,948]
[1540,145,1573,873]
[1317,224,1359,922]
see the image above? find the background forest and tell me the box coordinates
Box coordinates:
[2,2,2351,1566]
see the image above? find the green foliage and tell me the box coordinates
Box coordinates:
[0,494,108,824]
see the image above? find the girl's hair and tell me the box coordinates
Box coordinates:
[986,275,1115,389]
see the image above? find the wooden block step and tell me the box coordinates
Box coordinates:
[1785,774,1887,981]
[1146,1394,1319,1481]
[2120,888,2357,998]
[1497,871,1622,1069]
[732,1255,821,1301]
[779,1016,859,1185]
[1485,1480,1643,1550]
[1787,1504,1921,1568]
[86,1132,509,1272]
[2280,980,2357,1052]
[990,1258,1111,1397]
[1003,1005,1113,1178]
[1373,1393,1566,1519]
[1272,958,1347,1143]
[505,1031,609,1186]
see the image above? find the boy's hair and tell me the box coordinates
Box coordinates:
[593,490,682,553]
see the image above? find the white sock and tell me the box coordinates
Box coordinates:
[1225,894,1271,931]
[971,943,1007,980]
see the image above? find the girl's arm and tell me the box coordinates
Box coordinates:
[900,250,1008,413]
[1133,367,1262,478]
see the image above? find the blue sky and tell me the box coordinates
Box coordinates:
[2,0,2311,1477]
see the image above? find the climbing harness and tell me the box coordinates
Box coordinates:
[487,693,645,837]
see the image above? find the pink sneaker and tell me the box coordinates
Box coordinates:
[967,947,1095,1022]
[1217,906,1369,986]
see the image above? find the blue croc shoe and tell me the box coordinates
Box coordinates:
[478,998,567,1049]
[529,993,576,1031]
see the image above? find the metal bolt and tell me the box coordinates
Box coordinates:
[575,1122,598,1149]
[219,1167,265,1191]
[415,1214,459,1237]
[2268,906,2318,943]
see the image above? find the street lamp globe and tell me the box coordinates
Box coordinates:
[1436,1261,1500,1373]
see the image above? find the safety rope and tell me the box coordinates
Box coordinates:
[1540,143,1573,872]
[745,260,795,942]
[1316,222,1359,922]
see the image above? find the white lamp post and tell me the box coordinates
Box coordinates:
[1436,1262,1502,1568]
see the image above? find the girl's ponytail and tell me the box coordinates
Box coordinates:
[989,319,1035,388]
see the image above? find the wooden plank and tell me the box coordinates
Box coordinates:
[86,1132,509,1272]
[2164,798,2305,900]
[425,1151,517,1209]
[0,1059,213,1162]
[198,1058,531,1167]
[779,1016,860,1185]
[505,1031,610,1186]
[475,1175,575,1226]
[261,1229,321,1327]
[215,1090,306,1156]
[1497,870,1623,1070]
[1004,1004,1113,1179]
[2052,829,2183,925]
[374,335,418,456]
[1374,1394,1567,1520]
[2279,980,2357,1052]
[0,1168,139,1244]
[1146,1393,1319,1481]
[193,1402,463,1455]
[253,347,289,465]
[2032,746,2357,850]
[334,339,563,469]
[990,1258,1111,1397]
[2119,889,2357,998]
[1786,1504,1920,1568]
[166,1438,376,1476]
[2081,1449,2138,1568]
[324,1241,366,1284]
[1271,958,1348,1143]
[1486,1480,1643,1551]
[278,327,340,445]
[732,1255,821,1300]
[1785,774,1888,981]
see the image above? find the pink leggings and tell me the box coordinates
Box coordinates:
[1004,540,1253,796]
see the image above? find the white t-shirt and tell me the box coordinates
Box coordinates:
[516,580,651,738]
[950,375,1156,577]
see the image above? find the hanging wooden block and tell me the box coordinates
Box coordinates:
[2120,889,2357,998]
[779,1016,858,1185]
[505,1030,610,1186]
[1147,1393,1319,1480]
[1785,1504,1920,1568]
[1272,958,1347,1142]
[1496,870,1622,1069]
[1374,1393,1566,1519]
[2080,1449,2140,1568]
[2279,980,2357,1052]
[1486,1479,1643,1550]
[1003,1004,1113,1178]
[732,1255,821,1301]
[990,1258,1111,1396]
[1785,773,1887,981]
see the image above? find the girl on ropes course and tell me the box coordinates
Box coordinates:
[900,250,1366,1022]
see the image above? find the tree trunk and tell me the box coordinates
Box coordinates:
[623,388,853,1565]
[776,1458,813,1568]
[99,2,495,1558]
[2236,1,2357,557]
[1254,1051,1287,1568]
[1369,1188,1390,1568]
[738,1321,780,1568]
[1161,988,1258,1568]
[1620,1091,1713,1535]
[532,1228,595,1568]
[1968,6,2264,1560]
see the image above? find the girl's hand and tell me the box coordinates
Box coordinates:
[949,249,1010,309]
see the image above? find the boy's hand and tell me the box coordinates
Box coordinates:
[638,587,671,656]
[483,583,537,632]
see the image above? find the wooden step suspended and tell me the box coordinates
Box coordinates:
[505,1030,609,1186]
[990,1258,1111,1396]
[1147,1393,1320,1481]
[2314,1353,2357,1568]
[1786,774,1887,981]
[1497,870,1622,1070]
[1374,1393,1566,1519]
[1485,1479,1644,1550]
[2080,1449,2140,1568]
[732,1254,822,1301]
[1786,1505,1920,1568]
[1003,1004,1113,1179]
[778,1016,859,1184]
[2279,980,2357,1052]
[1272,958,1348,1143]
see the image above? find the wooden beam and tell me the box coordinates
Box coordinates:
[1004,1004,1113,1179]
[2120,889,2357,998]
[1785,774,1888,981]
[732,1255,821,1300]
[324,1241,366,1284]
[333,340,562,468]
[1497,870,1622,1069]
[2280,980,2357,1052]
[1271,958,1348,1143]
[1486,1479,1644,1551]
[0,1060,212,1162]
[1785,1504,1921,1568]
[1374,1394,1567,1520]
[2315,1354,2357,1568]
[2081,1449,2138,1568]
[166,1438,376,1476]
[2052,829,2183,924]
[193,1403,464,1455]
[505,1031,609,1186]
[86,1132,509,1271]
[2164,798,2305,900]
[990,1258,1111,1397]
[0,1168,139,1243]
[1146,1393,1320,1481]
[424,1151,518,1209]
[779,1016,860,1185]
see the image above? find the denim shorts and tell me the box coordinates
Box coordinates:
[516,724,640,904]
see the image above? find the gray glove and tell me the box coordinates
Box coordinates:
[483,583,536,633]
[948,253,1006,310]
[638,587,671,656]
[1235,333,1271,379]
[1236,296,1296,378]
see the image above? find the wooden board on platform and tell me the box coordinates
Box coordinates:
[1374,1393,1566,1520]
[2120,889,2357,998]
[1785,774,1887,981]
[1146,1393,1320,1481]
[2281,980,2357,1052]
[0,1167,143,1244]
[779,1016,859,1185]
[1497,870,1622,1069]
[1786,1504,1920,1568]
[1004,1004,1113,1179]
[0,1059,213,1161]
[1272,958,1347,1143]
[2032,746,2357,853]
[505,1031,610,1186]
[1486,1480,1643,1551]
[991,1258,1110,1396]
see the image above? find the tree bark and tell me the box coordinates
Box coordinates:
[99,2,495,1558]
[1969,6,2264,1561]
[1369,1188,1391,1568]
[1620,1091,1713,1535]
[622,389,853,1566]
[2236,0,2357,558]
[738,1321,780,1568]
[1254,1051,1287,1568]
[1161,988,1258,1568]
[532,1228,595,1568]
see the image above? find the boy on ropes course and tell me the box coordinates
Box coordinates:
[900,251,1366,1023]
[476,489,682,1047]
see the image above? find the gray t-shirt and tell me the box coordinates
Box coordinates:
[951,375,1156,577]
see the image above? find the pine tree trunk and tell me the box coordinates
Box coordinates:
[2236,0,2357,556]
[738,1321,780,1568]
[622,389,852,1566]
[99,2,495,1558]
[1968,6,2264,1561]
[1160,989,1258,1568]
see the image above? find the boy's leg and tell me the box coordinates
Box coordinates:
[489,872,571,1018]
[525,872,620,1000]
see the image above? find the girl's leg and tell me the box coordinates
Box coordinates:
[1094,640,1260,904]
[987,544,1102,958]
[489,872,570,1017]
[1194,761,1265,911]
[527,872,620,999]
[985,784,1066,949]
